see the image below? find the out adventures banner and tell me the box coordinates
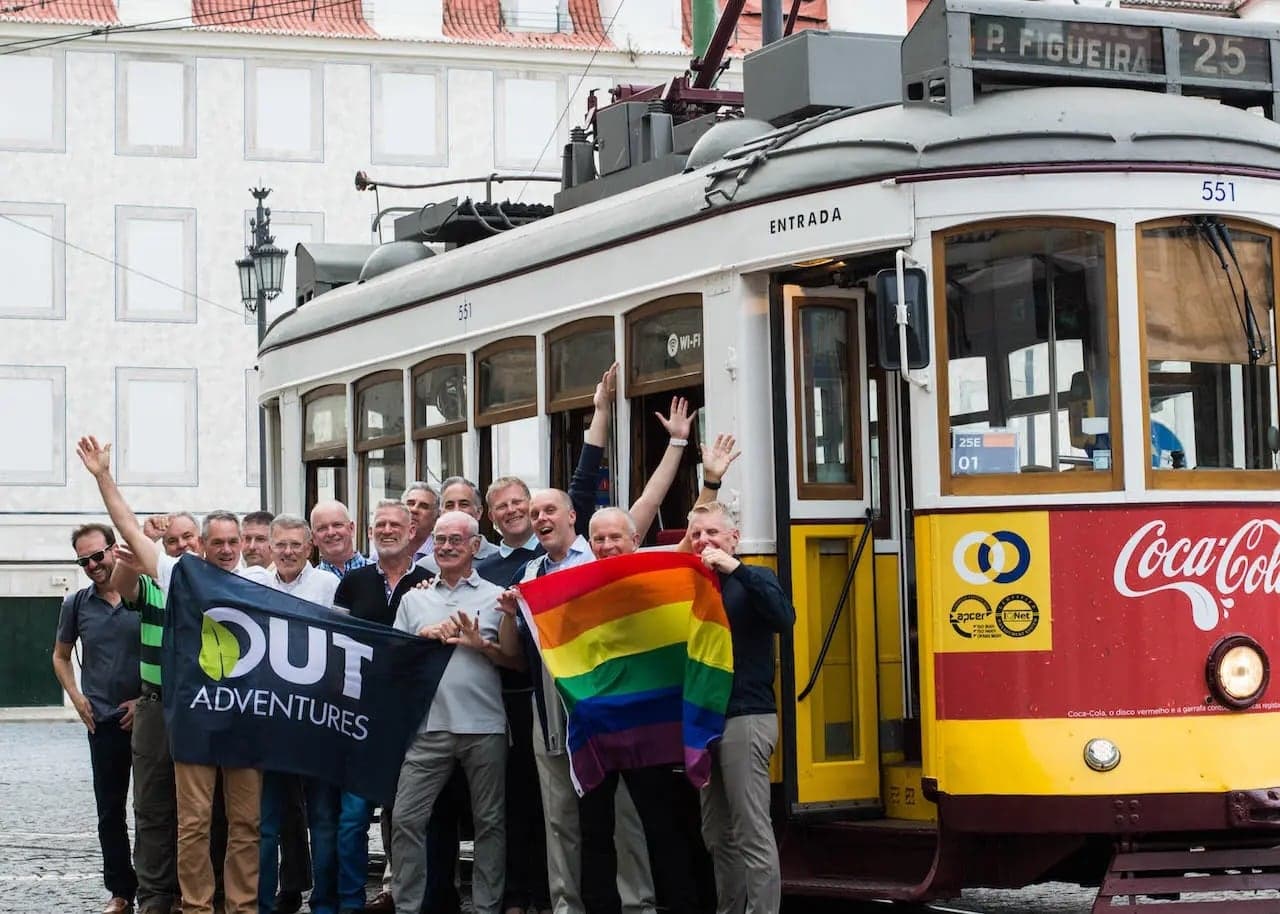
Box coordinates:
[163,556,451,803]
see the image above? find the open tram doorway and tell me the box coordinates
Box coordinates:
[624,295,705,546]
[771,255,925,821]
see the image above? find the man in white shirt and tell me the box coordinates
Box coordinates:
[239,516,341,914]
[391,511,520,914]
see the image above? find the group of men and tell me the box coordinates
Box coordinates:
[56,365,795,914]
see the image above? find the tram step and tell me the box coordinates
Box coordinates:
[1094,839,1280,911]
[781,818,939,889]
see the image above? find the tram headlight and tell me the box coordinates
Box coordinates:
[1083,738,1121,772]
[1206,635,1269,710]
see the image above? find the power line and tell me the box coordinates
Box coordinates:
[515,0,628,203]
[0,0,364,55]
[0,212,253,322]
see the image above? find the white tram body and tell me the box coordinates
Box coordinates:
[259,0,1280,904]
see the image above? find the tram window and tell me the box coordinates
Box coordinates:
[547,317,616,495]
[302,385,348,518]
[413,356,467,487]
[1138,220,1279,479]
[626,296,704,543]
[355,371,407,551]
[476,337,538,494]
[938,221,1121,493]
[795,301,861,499]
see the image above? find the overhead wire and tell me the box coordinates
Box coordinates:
[0,212,254,322]
[514,0,628,203]
[0,0,363,55]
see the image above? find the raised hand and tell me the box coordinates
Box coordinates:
[75,435,112,479]
[702,433,741,484]
[656,396,697,442]
[113,544,145,576]
[592,362,619,413]
[446,612,487,650]
[142,515,171,541]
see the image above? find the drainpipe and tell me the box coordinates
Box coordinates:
[761,0,782,44]
[692,0,716,57]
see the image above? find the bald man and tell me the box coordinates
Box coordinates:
[310,501,370,580]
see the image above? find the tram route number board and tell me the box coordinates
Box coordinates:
[952,429,1019,476]
[970,14,1272,85]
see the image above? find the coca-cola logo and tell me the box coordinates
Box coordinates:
[1113,519,1280,631]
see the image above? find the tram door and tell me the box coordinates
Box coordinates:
[624,296,704,545]
[785,290,884,812]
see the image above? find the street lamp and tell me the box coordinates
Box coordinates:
[237,186,287,510]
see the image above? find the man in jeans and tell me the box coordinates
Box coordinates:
[53,522,141,914]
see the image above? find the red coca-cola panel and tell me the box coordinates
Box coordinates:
[933,505,1280,721]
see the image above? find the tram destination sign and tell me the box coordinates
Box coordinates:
[971,14,1273,85]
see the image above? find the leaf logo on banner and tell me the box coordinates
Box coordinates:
[199,614,241,681]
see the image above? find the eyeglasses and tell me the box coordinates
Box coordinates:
[75,549,111,567]
[432,534,477,548]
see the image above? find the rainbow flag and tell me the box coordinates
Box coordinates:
[516,551,734,795]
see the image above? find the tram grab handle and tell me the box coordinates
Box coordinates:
[875,253,930,389]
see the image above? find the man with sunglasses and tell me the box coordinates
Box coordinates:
[53,523,141,914]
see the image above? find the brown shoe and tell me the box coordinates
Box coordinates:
[104,899,133,914]
[363,890,394,913]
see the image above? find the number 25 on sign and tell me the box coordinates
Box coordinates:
[1201,179,1237,203]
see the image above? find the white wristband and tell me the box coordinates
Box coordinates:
[669,438,688,447]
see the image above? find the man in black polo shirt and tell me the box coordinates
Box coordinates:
[53,522,142,914]
[334,500,432,914]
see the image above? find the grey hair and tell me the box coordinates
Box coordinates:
[201,510,241,540]
[589,506,636,536]
[433,510,480,537]
[168,511,200,534]
[270,514,312,540]
[373,499,413,525]
[402,481,439,503]
[440,476,483,506]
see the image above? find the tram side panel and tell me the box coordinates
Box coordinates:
[918,504,1280,834]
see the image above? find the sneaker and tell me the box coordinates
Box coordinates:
[275,891,304,914]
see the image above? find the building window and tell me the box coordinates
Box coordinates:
[412,355,466,487]
[116,54,196,158]
[499,0,572,32]
[794,298,861,499]
[115,206,197,323]
[0,52,64,152]
[245,60,324,162]
[0,202,65,319]
[242,210,324,328]
[115,367,199,486]
[371,65,447,166]
[356,371,406,551]
[937,219,1122,495]
[495,74,562,172]
[1138,218,1280,486]
[303,385,349,518]
[0,365,65,485]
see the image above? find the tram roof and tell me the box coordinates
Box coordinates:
[260,85,1280,355]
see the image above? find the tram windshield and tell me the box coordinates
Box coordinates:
[1139,220,1278,473]
[941,222,1116,480]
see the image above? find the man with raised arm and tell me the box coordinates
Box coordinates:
[331,500,433,914]
[391,511,521,914]
[239,516,342,914]
[76,437,186,914]
[688,501,794,914]
[53,522,140,914]
[571,425,739,914]
[311,500,370,579]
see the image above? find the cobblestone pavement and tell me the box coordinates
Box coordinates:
[1,722,1272,914]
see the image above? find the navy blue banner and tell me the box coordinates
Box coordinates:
[162,556,450,803]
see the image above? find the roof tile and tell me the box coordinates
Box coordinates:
[192,0,374,37]
[442,0,613,48]
[0,0,117,26]
[682,0,827,55]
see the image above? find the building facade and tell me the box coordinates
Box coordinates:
[0,0,917,706]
